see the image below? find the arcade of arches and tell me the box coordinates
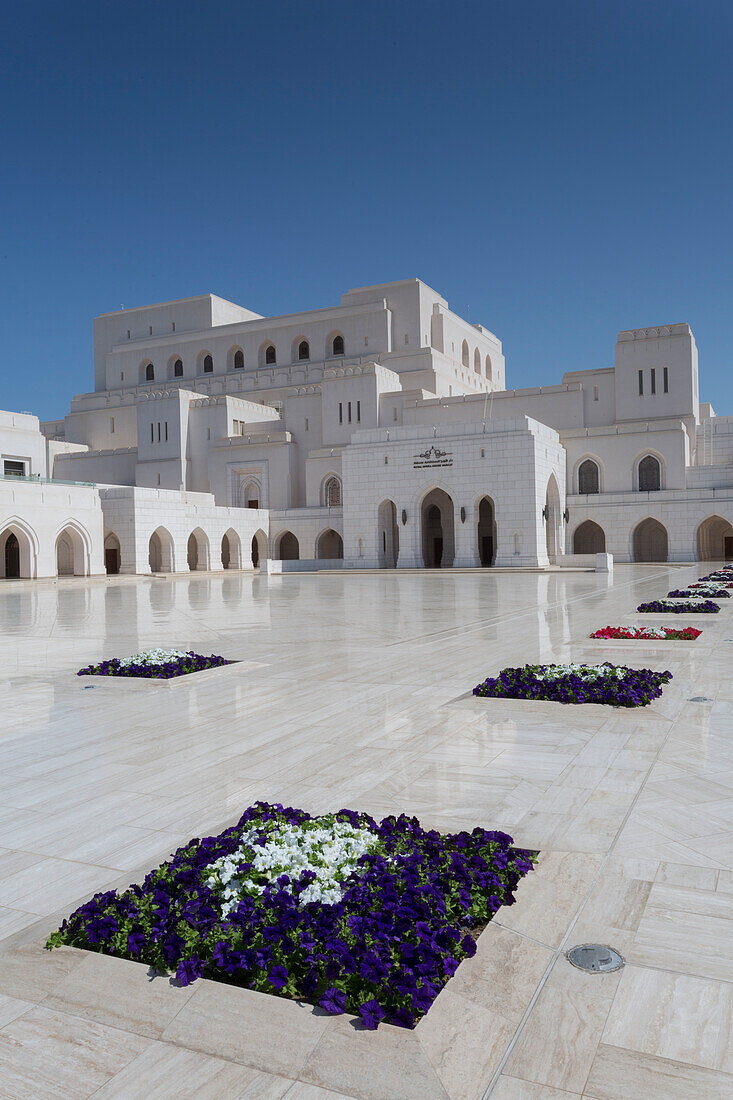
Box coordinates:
[573,520,606,555]
[421,489,455,568]
[697,515,733,561]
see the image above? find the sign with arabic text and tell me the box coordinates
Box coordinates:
[413,445,453,470]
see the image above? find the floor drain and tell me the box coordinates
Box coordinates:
[566,944,625,973]
[82,685,99,690]
[689,696,712,703]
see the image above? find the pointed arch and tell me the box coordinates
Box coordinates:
[473,347,481,374]
[140,360,155,383]
[696,515,733,561]
[544,474,562,564]
[461,340,469,368]
[259,341,277,367]
[633,517,668,562]
[577,457,601,495]
[485,353,492,380]
[328,331,345,357]
[197,350,214,375]
[292,336,310,362]
[377,499,399,567]
[187,527,210,571]
[239,478,261,509]
[476,494,497,566]
[275,530,299,560]
[322,473,342,507]
[0,518,38,579]
[316,528,343,559]
[573,520,605,554]
[419,486,455,568]
[636,452,663,492]
[54,521,91,577]
[228,346,245,370]
[251,528,268,567]
[167,354,184,379]
[148,526,174,573]
[104,531,121,575]
[221,528,241,569]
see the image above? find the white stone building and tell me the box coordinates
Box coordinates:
[1,278,732,579]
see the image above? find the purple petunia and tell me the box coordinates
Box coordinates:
[319,987,347,1014]
[268,965,289,990]
[359,999,386,1030]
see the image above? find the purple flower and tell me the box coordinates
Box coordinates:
[319,987,347,1014]
[359,999,386,1030]
[176,956,205,985]
[268,965,289,990]
[461,934,477,957]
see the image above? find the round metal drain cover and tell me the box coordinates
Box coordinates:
[689,696,712,703]
[566,944,625,973]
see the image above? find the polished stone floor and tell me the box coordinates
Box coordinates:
[0,566,731,1098]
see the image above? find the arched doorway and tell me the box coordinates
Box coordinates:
[187,528,210,571]
[544,476,562,564]
[277,531,299,560]
[252,529,268,568]
[696,515,733,561]
[4,533,19,578]
[477,497,496,566]
[56,526,87,576]
[421,488,455,568]
[378,500,399,567]
[104,532,121,575]
[573,520,605,555]
[316,529,343,559]
[633,518,668,562]
[149,527,174,573]
[221,529,241,570]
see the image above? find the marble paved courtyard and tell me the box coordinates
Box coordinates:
[0,566,732,1099]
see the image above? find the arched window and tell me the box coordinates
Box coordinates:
[474,348,481,374]
[203,354,213,374]
[461,340,469,368]
[298,340,310,361]
[325,476,342,507]
[265,344,276,365]
[332,334,345,356]
[233,349,244,369]
[145,363,154,382]
[638,455,661,492]
[485,354,492,380]
[173,359,183,378]
[578,459,600,495]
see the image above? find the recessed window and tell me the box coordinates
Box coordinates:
[120,371,124,381]
[593,386,599,401]
[145,363,154,382]
[664,366,669,393]
[338,402,343,424]
[265,344,276,365]
[174,359,183,377]
[651,368,656,395]
[234,349,244,369]
[305,417,309,431]
[332,335,344,356]
[364,336,368,347]
[578,458,600,494]
[639,454,661,492]
[298,340,310,361]
[638,370,644,396]
[203,354,213,374]
[149,326,153,335]
[348,401,352,423]
[110,417,115,434]
[165,422,168,442]
[3,460,25,477]
[150,423,154,443]
[384,456,388,465]
[325,477,342,507]
[357,400,361,423]
[404,334,409,345]
[126,330,130,339]
[393,407,398,421]
[481,448,485,458]
[172,322,175,332]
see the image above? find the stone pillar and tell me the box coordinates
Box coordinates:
[453,506,479,567]
[396,511,421,568]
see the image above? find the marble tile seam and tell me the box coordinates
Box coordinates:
[480,660,701,1099]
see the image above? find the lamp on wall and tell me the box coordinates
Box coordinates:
[542,505,548,521]
[563,508,570,523]
[401,509,407,525]
[460,507,466,523]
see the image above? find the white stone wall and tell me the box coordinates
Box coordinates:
[0,478,104,578]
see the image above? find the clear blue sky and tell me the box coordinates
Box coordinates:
[2,0,731,420]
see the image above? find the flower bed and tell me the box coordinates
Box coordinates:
[590,625,702,640]
[46,801,536,1030]
[637,600,719,614]
[668,588,730,599]
[472,662,672,707]
[77,648,230,679]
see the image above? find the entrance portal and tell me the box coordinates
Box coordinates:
[421,488,454,568]
[477,497,496,566]
[4,533,19,578]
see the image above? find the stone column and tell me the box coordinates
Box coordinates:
[396,510,421,568]
[453,505,479,567]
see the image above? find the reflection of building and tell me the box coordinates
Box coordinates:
[2,278,733,577]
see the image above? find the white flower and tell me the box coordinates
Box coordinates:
[118,648,189,667]
[532,663,626,682]
[206,815,380,917]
